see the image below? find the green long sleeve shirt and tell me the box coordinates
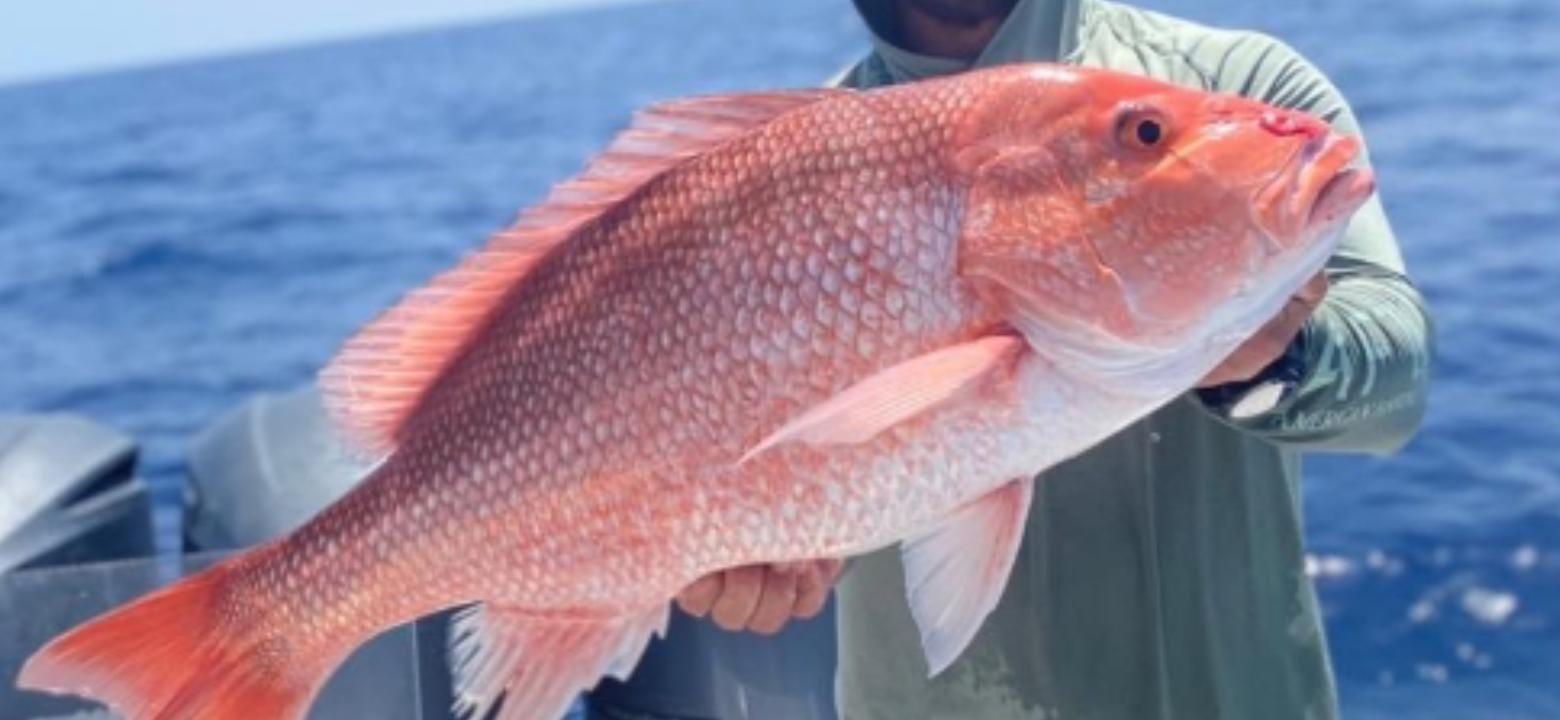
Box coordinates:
[832,2,1434,719]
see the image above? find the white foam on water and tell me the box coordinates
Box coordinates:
[1460,587,1519,626]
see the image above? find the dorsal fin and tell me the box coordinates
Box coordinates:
[319,88,847,454]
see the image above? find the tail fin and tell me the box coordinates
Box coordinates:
[17,553,334,720]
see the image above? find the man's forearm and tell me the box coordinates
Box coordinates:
[1212,263,1433,453]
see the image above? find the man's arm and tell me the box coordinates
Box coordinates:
[1194,33,1435,454]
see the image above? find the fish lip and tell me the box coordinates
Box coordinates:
[1293,135,1369,232]
[1254,134,1370,250]
[1307,166,1375,226]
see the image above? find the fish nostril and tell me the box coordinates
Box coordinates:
[1260,110,1325,139]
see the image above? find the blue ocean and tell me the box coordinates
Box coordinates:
[0,0,1555,717]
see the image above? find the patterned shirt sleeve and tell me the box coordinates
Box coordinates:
[1192,32,1435,454]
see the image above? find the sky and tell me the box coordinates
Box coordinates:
[0,0,656,87]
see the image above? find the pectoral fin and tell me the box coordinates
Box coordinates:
[901,477,1034,676]
[739,335,1024,464]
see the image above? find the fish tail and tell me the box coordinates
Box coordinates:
[17,548,335,720]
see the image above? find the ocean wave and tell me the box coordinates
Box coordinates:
[45,160,194,189]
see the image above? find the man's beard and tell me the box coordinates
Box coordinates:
[902,0,1020,26]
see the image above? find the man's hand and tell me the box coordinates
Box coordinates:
[676,559,845,635]
[1197,271,1328,388]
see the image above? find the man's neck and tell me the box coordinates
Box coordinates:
[893,1,1013,60]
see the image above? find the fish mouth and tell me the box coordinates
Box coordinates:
[1256,134,1374,248]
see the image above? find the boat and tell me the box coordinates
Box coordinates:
[0,388,836,719]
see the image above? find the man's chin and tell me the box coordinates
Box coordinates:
[902,0,1021,25]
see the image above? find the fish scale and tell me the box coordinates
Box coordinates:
[18,63,1375,720]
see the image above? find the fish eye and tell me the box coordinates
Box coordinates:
[1135,119,1162,145]
[1114,106,1170,153]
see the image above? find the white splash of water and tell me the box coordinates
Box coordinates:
[1460,587,1519,626]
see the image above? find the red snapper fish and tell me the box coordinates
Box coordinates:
[18,63,1374,720]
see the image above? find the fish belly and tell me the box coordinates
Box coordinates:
[528,352,1160,609]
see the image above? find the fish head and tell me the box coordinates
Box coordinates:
[953,65,1375,391]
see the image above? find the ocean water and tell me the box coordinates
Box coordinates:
[0,0,1555,718]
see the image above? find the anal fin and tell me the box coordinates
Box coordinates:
[902,477,1034,676]
[449,603,669,720]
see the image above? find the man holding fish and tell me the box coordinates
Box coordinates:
[668,1,1433,719]
[18,1,1431,719]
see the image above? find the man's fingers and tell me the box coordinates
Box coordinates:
[1296,271,1330,307]
[1199,342,1271,387]
[770,560,815,576]
[792,566,832,620]
[1261,293,1313,358]
[709,565,765,631]
[676,573,723,617]
[747,568,801,635]
[1197,274,1325,388]
[690,560,846,633]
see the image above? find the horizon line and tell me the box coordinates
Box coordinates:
[0,0,675,92]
